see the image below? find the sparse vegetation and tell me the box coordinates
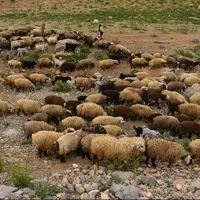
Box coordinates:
[35,183,61,199]
[0,154,4,173]
[9,164,32,188]
[94,51,109,60]
[19,52,40,62]
[51,81,74,93]
[180,139,190,151]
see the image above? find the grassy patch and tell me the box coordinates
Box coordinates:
[35,183,61,199]
[192,39,199,44]
[0,154,4,173]
[19,52,40,61]
[8,164,32,188]
[151,34,158,38]
[94,51,109,60]
[103,105,114,116]
[180,139,190,151]
[21,139,32,145]
[51,81,74,93]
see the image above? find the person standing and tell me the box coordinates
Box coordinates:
[98,24,104,40]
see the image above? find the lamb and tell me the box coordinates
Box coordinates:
[141,53,153,61]
[167,81,186,92]
[75,77,94,91]
[51,54,64,67]
[149,58,167,69]
[174,114,193,122]
[61,116,87,130]
[37,58,54,68]
[162,71,177,82]
[16,99,41,116]
[130,104,159,120]
[114,105,136,120]
[23,121,56,139]
[184,76,200,86]
[76,102,107,118]
[41,104,71,119]
[91,135,146,166]
[29,73,51,85]
[189,93,200,105]
[130,57,148,68]
[35,43,48,52]
[77,59,94,70]
[8,60,22,68]
[100,59,119,70]
[188,139,200,160]
[148,81,166,90]
[47,35,59,44]
[85,93,107,104]
[145,138,190,167]
[102,125,126,137]
[101,89,119,104]
[175,121,200,138]
[133,126,160,138]
[119,89,142,104]
[32,131,64,157]
[53,129,88,162]
[14,78,35,92]
[178,103,200,118]
[45,95,66,107]
[28,112,60,125]
[92,116,124,126]
[0,100,15,120]
[153,116,180,134]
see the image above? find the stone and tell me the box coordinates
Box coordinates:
[146,192,153,198]
[3,128,20,137]
[110,183,141,199]
[176,183,182,191]
[98,170,104,175]
[22,193,29,199]
[188,185,196,193]
[140,175,157,186]
[111,171,135,183]
[194,182,200,190]
[22,188,35,195]
[56,193,64,199]
[84,184,94,192]
[14,189,24,195]
[89,170,95,177]
[43,196,57,200]
[66,169,71,174]
[80,193,90,199]
[172,192,182,199]
[72,164,79,169]
[91,183,98,190]
[74,168,80,172]
[100,192,110,199]
[88,189,99,199]
[76,187,85,194]
[0,185,18,195]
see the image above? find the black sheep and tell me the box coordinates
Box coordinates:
[52,76,72,85]
[21,60,37,70]
[119,73,136,79]
[99,81,115,92]
[77,95,87,102]
[102,89,119,104]
[60,61,76,72]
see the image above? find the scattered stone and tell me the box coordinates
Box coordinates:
[172,192,182,199]
[80,193,90,199]
[194,182,200,190]
[22,188,35,195]
[100,192,110,199]
[88,189,99,199]
[112,171,135,183]
[43,196,57,200]
[56,193,65,199]
[76,187,85,194]
[14,189,24,195]
[84,184,94,192]
[140,175,157,186]
[72,164,79,169]
[188,185,196,193]
[176,183,182,191]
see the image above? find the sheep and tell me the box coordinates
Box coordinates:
[77,59,94,70]
[178,103,200,118]
[130,104,159,120]
[76,102,107,119]
[31,28,43,37]
[167,81,186,92]
[11,40,25,50]
[8,59,22,68]
[153,116,180,134]
[189,93,200,105]
[77,96,87,102]
[131,80,146,88]
[5,74,25,87]
[174,114,193,122]
[28,112,60,125]
[188,139,200,160]
[141,53,153,61]
[14,78,35,92]
[184,76,200,86]
[52,75,72,85]
[92,116,124,126]
[94,40,112,49]
[44,95,66,107]
[100,59,119,70]
[163,55,179,68]
[133,126,160,138]
[29,73,50,85]
[21,60,37,70]
[107,52,123,63]
[148,81,166,90]
[99,81,115,92]
[53,129,88,162]
[135,72,150,80]
[51,54,64,67]
[0,30,13,39]
[91,135,146,166]
[153,52,162,58]
[60,61,76,72]
[102,125,126,136]
[47,35,59,44]
[178,72,198,81]
[82,35,96,47]
[37,58,54,68]
[140,78,154,87]
[82,125,107,134]
[0,100,15,120]
[101,89,119,104]
[61,116,87,130]
[141,87,166,108]
[23,121,56,139]
[162,71,177,82]
[16,99,41,116]
[119,73,136,79]
[85,93,107,104]
[130,57,148,68]
[125,87,144,97]
[149,58,167,69]
[175,121,200,138]
[32,131,64,157]
[119,89,142,104]
[17,47,29,57]
[114,79,131,91]
[35,43,48,52]
[41,104,71,119]
[145,139,190,167]
[75,77,94,91]
[108,44,131,57]
[114,105,136,120]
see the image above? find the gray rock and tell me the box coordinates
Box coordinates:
[3,129,20,137]
[84,184,94,192]
[22,188,35,195]
[14,189,24,195]
[88,189,99,199]
[171,192,182,199]
[80,193,90,199]
[43,196,57,200]
[112,171,135,183]
[140,175,157,186]
[110,183,141,199]
[0,185,18,194]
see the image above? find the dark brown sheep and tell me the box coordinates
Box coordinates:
[64,100,81,111]
[45,95,66,107]
[114,105,136,120]
[167,81,186,92]
[174,114,194,122]
[101,89,119,104]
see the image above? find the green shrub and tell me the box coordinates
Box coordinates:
[9,164,32,188]
[51,81,74,93]
[19,52,40,62]
[103,105,114,116]
[35,183,61,199]
[94,51,109,60]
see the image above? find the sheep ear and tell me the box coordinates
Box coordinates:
[53,141,56,144]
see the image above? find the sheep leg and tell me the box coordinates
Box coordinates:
[38,149,42,158]
[60,155,65,162]
[145,156,149,165]
[92,155,97,165]
[43,150,48,157]
[151,158,156,168]
[22,110,27,116]
[85,153,92,161]
[17,109,20,116]
[167,160,172,168]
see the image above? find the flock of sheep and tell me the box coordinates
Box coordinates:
[0,24,200,169]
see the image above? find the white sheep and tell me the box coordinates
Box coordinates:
[92,116,124,126]
[61,116,87,130]
[0,100,15,121]
[35,43,48,52]
[47,35,59,44]
[8,60,22,68]
[103,125,126,137]
[188,139,200,160]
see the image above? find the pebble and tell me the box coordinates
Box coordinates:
[76,187,85,194]
[56,193,64,199]
[194,182,200,190]
[88,189,99,199]
[72,164,79,169]
[176,184,182,191]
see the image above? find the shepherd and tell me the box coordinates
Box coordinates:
[98,24,104,40]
